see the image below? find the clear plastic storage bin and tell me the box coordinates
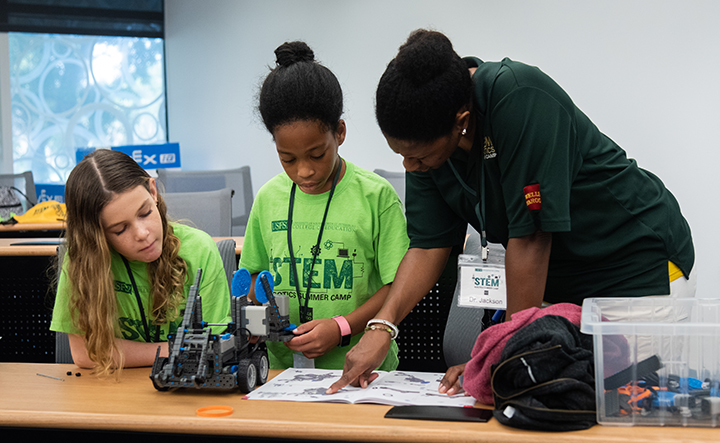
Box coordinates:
[580,297,720,427]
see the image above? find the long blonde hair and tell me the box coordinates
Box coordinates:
[63,149,187,375]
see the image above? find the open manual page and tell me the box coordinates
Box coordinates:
[244,368,477,407]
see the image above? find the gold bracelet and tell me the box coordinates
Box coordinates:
[366,318,399,340]
[364,324,394,338]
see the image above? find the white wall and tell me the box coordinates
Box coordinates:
[164,0,720,297]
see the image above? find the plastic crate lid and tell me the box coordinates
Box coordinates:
[580,297,720,336]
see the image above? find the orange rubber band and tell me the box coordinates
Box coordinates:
[196,405,234,417]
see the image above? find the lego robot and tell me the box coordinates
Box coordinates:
[150,268,294,393]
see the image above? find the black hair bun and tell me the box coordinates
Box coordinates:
[275,41,315,67]
[395,29,456,85]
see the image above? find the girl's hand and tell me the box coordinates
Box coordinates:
[284,318,341,359]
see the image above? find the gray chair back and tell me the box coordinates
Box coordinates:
[215,238,238,290]
[442,226,506,367]
[163,187,233,236]
[157,166,253,236]
[373,169,405,208]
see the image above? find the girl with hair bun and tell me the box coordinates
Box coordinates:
[240,41,408,371]
[50,149,231,375]
[329,28,694,395]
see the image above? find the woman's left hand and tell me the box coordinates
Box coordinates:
[439,363,466,396]
[285,318,341,359]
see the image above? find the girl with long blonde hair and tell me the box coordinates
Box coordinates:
[51,149,230,375]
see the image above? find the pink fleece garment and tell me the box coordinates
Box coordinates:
[462,303,583,405]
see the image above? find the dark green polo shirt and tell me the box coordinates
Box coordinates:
[405,57,694,304]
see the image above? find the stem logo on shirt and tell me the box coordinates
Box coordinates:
[118,317,179,342]
[267,237,367,300]
[523,184,542,211]
[270,255,356,290]
[119,317,148,341]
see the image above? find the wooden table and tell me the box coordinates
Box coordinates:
[1,363,718,442]
[0,237,63,255]
[0,222,65,238]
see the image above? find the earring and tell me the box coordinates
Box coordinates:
[461,128,467,137]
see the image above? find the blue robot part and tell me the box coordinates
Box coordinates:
[232,268,252,298]
[254,270,273,304]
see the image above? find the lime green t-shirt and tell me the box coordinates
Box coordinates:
[239,160,409,370]
[51,223,231,342]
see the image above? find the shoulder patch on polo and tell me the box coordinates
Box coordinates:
[523,184,542,211]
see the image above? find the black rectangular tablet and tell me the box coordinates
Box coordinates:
[384,405,493,423]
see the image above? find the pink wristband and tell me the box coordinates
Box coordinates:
[332,315,352,347]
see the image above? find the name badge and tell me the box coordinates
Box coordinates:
[457,254,507,309]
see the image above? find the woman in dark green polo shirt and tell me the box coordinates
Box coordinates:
[326,28,695,395]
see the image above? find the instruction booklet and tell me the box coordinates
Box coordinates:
[243,368,477,407]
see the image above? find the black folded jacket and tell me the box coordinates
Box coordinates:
[490,315,597,431]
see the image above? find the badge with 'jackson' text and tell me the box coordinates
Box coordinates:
[458,262,507,310]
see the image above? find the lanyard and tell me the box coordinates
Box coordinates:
[121,255,159,343]
[448,152,488,260]
[467,62,503,261]
[286,158,343,319]
[477,151,488,260]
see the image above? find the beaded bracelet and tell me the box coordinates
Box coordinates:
[365,319,399,340]
[364,324,394,338]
